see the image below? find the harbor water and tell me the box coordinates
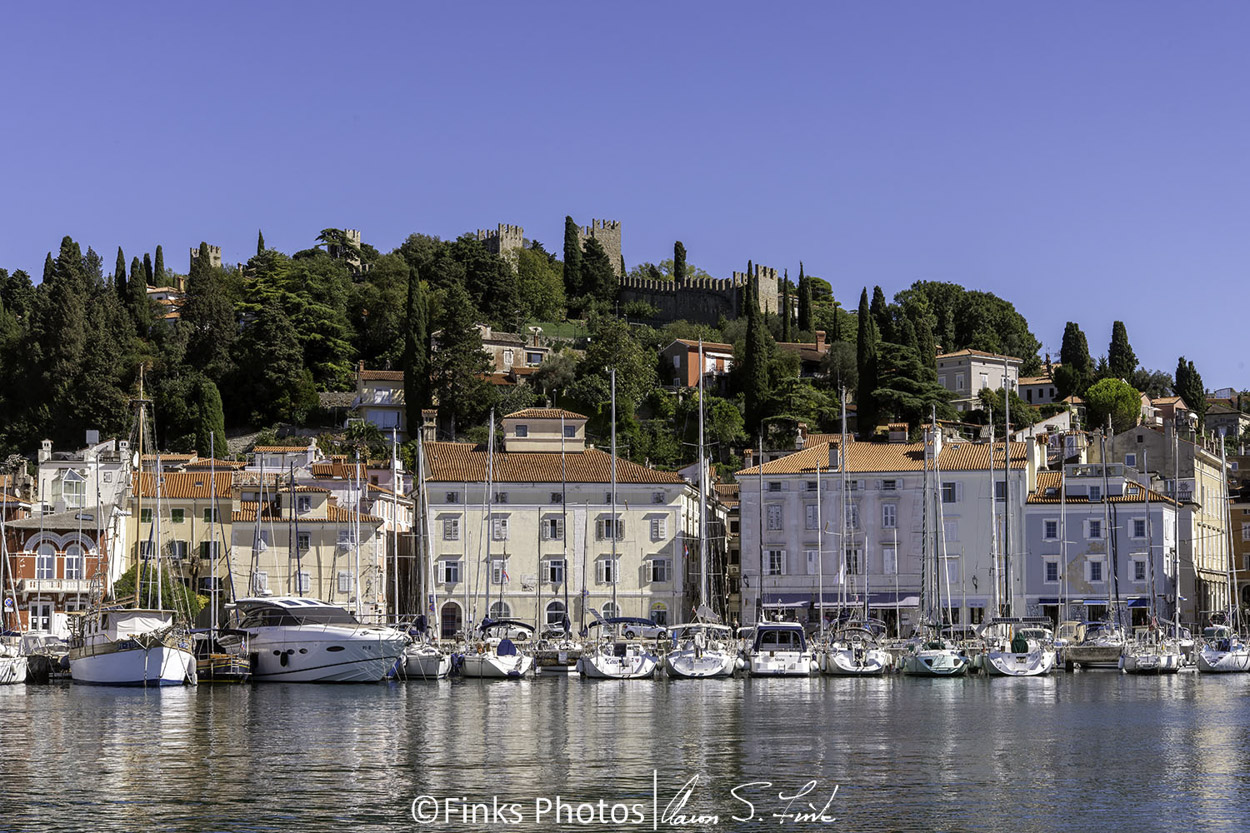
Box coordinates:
[2,672,1250,832]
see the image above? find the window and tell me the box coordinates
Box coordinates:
[596,517,624,541]
[138,541,155,560]
[170,540,188,560]
[596,557,619,584]
[650,602,668,627]
[103,472,113,483]
[765,550,785,576]
[955,373,965,391]
[980,372,989,390]
[297,533,310,553]
[1088,520,1102,540]
[491,559,509,585]
[297,496,312,513]
[944,520,958,543]
[845,504,859,530]
[1044,558,1059,584]
[445,492,460,504]
[601,601,619,619]
[526,351,543,366]
[491,515,510,541]
[882,546,898,575]
[515,425,528,438]
[203,507,217,524]
[604,492,613,504]
[563,425,576,438]
[1133,518,1147,538]
[1242,522,1250,542]
[1087,558,1104,583]
[649,557,671,583]
[442,517,460,541]
[882,504,897,529]
[730,520,739,534]
[337,571,353,593]
[495,492,509,505]
[140,508,153,524]
[542,516,565,541]
[766,505,783,531]
[1125,453,1137,468]
[882,479,897,491]
[1089,485,1102,502]
[199,541,221,560]
[503,349,514,367]
[994,481,1006,502]
[338,529,355,547]
[545,600,567,629]
[64,544,84,580]
[767,482,782,492]
[652,491,665,504]
[844,548,860,575]
[296,571,312,594]
[252,571,269,594]
[941,482,958,503]
[1132,557,1147,583]
[489,601,511,620]
[805,504,819,530]
[650,517,668,541]
[550,492,563,504]
[438,559,461,584]
[847,480,860,492]
[171,509,185,524]
[1044,520,1058,540]
[805,549,819,575]
[544,558,565,584]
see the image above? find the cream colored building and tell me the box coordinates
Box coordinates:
[419,408,699,639]
[133,471,234,598]
[936,349,1022,413]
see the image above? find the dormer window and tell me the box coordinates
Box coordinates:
[564,425,576,438]
[515,425,528,438]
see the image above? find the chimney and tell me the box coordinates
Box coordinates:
[815,330,826,350]
[39,439,52,464]
[744,448,754,468]
[358,360,365,376]
[829,442,840,470]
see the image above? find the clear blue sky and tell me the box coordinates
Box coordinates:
[4,3,1249,387]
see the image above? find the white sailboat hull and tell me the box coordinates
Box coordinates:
[901,649,970,677]
[985,648,1056,677]
[1119,649,1182,674]
[580,650,658,679]
[748,651,816,677]
[822,647,892,676]
[1197,647,1250,673]
[70,645,195,687]
[460,651,533,679]
[402,645,452,680]
[248,625,407,682]
[0,655,28,685]
[664,648,735,679]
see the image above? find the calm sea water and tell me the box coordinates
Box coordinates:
[2,672,1249,832]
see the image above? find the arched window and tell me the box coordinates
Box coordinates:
[649,601,668,627]
[545,600,566,629]
[64,543,85,581]
[440,602,462,640]
[489,601,512,620]
[601,601,618,620]
[35,543,56,580]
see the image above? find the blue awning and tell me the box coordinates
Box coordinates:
[1037,598,1060,605]
[762,593,809,609]
[965,598,989,608]
[1127,597,1151,608]
[1081,600,1110,606]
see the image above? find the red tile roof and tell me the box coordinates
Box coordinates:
[739,439,1026,476]
[137,472,233,500]
[504,408,587,421]
[423,443,685,485]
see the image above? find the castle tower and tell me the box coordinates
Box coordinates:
[730,264,780,315]
[188,244,223,271]
[326,229,363,272]
[577,219,623,277]
[476,223,525,267]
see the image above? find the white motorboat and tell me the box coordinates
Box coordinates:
[978,617,1057,677]
[820,618,893,676]
[0,635,28,685]
[1196,625,1250,673]
[230,597,408,683]
[1061,621,1126,669]
[747,621,817,677]
[69,608,195,686]
[459,619,535,679]
[664,623,736,679]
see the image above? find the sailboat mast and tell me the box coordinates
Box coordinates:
[1002,356,1012,617]
[989,409,1000,616]
[560,415,569,631]
[1100,430,1120,627]
[210,434,217,633]
[1219,436,1237,625]
[839,387,849,616]
[155,452,163,612]
[757,431,764,623]
[134,366,145,611]
[697,341,708,614]
[609,371,618,619]
[392,428,400,621]
[1144,449,1155,622]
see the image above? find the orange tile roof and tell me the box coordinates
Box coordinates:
[309,462,368,479]
[278,485,330,493]
[232,501,382,524]
[137,471,233,500]
[1027,471,1177,505]
[360,369,404,382]
[936,348,1023,362]
[184,458,247,470]
[142,453,197,463]
[423,443,685,485]
[252,445,313,453]
[739,439,1026,476]
[669,339,735,352]
[504,408,588,421]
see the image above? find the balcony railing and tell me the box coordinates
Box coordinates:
[18,578,94,595]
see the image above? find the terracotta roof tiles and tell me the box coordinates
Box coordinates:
[504,408,588,421]
[739,439,1026,476]
[423,443,685,485]
[359,369,404,382]
[137,471,233,500]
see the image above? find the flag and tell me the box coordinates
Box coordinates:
[502,566,510,583]
[428,594,435,613]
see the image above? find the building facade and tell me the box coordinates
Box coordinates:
[936,350,1022,413]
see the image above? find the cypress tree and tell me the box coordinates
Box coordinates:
[403,265,429,435]
[798,262,813,333]
[581,238,615,304]
[562,216,582,299]
[43,253,54,284]
[181,241,237,383]
[143,253,153,286]
[1056,321,1094,399]
[1175,356,1207,431]
[780,270,792,341]
[742,273,771,435]
[673,241,687,284]
[114,247,127,301]
[856,287,879,435]
[870,285,893,343]
[129,257,152,334]
[154,245,165,284]
[193,378,228,457]
[1108,321,1137,380]
[430,280,492,439]
[257,229,265,256]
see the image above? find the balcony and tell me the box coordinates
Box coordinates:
[18,578,94,595]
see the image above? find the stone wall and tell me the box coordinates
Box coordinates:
[578,219,623,277]
[476,223,525,265]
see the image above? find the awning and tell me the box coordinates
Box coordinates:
[762,593,810,609]
[1127,597,1150,608]
[965,598,988,608]
[1037,598,1060,605]
[1081,600,1110,606]
[866,592,920,608]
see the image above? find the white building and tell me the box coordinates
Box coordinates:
[936,350,1022,413]
[37,436,130,514]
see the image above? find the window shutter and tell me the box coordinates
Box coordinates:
[541,522,550,541]
[555,518,564,540]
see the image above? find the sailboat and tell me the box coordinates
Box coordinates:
[403,428,451,679]
[665,342,736,679]
[69,373,197,686]
[1198,436,1250,673]
[0,488,28,684]
[900,415,970,677]
[1120,450,1182,674]
[580,369,660,680]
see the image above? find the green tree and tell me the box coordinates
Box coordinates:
[1055,321,1093,399]
[870,286,893,343]
[154,245,165,284]
[562,216,582,299]
[403,265,429,434]
[673,241,687,284]
[871,342,956,429]
[143,253,153,285]
[819,340,858,392]
[348,252,410,367]
[1084,377,1142,434]
[532,351,577,404]
[193,377,228,456]
[430,281,492,438]
[1174,356,1207,430]
[1108,321,1137,380]
[894,281,1042,375]
[181,242,237,383]
[975,387,1042,433]
[740,274,772,436]
[780,272,792,342]
[113,563,203,620]
[128,256,152,335]
[234,303,316,425]
[257,229,265,256]
[855,287,879,435]
[571,314,657,414]
[580,237,616,307]
[515,246,565,321]
[114,247,127,301]
[797,262,813,334]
